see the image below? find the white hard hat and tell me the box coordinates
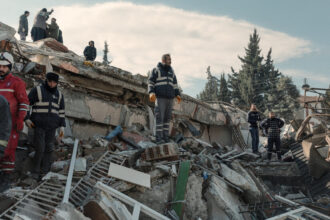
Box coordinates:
[0,52,14,66]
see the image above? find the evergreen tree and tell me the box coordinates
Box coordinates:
[103,41,110,65]
[265,76,300,121]
[197,66,219,101]
[228,29,265,111]
[218,73,231,103]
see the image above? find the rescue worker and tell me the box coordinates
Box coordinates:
[148,54,181,143]
[18,11,30,41]
[25,72,65,179]
[247,104,261,154]
[46,18,59,40]
[0,52,29,173]
[83,41,97,61]
[31,8,54,42]
[0,95,12,153]
[260,112,284,161]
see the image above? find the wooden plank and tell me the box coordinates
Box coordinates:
[108,162,151,188]
[172,161,191,219]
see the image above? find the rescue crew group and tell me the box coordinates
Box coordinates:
[0,51,284,183]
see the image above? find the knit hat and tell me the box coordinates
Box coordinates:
[46,72,59,83]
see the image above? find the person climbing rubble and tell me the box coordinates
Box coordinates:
[248,104,261,154]
[0,52,29,174]
[31,8,54,42]
[25,72,66,179]
[83,41,97,61]
[18,11,30,41]
[0,95,11,153]
[148,54,181,143]
[46,18,60,41]
[260,111,284,161]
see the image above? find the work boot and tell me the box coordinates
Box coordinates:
[267,152,272,161]
[0,172,12,193]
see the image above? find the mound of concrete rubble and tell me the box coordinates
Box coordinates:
[0,22,329,220]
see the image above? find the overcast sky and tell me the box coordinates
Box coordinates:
[2,0,329,97]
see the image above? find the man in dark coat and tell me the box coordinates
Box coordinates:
[0,95,11,153]
[248,104,261,154]
[46,18,59,40]
[83,41,97,61]
[31,8,53,42]
[148,54,181,143]
[18,11,30,41]
[25,72,66,179]
[260,112,284,161]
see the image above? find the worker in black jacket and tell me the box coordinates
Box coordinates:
[260,112,284,161]
[148,54,181,143]
[247,104,261,154]
[83,41,97,61]
[0,95,11,153]
[25,72,65,179]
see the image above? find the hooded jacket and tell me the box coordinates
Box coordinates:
[83,46,97,61]
[148,62,180,99]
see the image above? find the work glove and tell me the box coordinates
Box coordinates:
[176,95,181,104]
[16,119,24,131]
[25,119,35,128]
[149,93,156,103]
[59,127,65,138]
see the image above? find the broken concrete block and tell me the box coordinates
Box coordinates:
[204,176,245,220]
[74,157,87,172]
[0,22,16,41]
[43,38,69,53]
[108,162,151,188]
[184,174,208,220]
[141,142,180,161]
[52,203,90,220]
[42,172,67,181]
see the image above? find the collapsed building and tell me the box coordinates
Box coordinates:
[0,22,329,220]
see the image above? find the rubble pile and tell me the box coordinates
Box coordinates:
[0,22,329,220]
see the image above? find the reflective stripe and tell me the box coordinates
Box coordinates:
[0,89,14,92]
[58,91,62,105]
[149,81,155,85]
[1,168,14,171]
[155,81,174,86]
[32,109,49,113]
[19,108,28,111]
[157,76,171,81]
[36,86,42,101]
[173,84,179,89]
[19,103,29,107]
[2,161,15,165]
[52,102,59,108]
[59,110,65,113]
[59,115,65,118]
[51,109,59,114]
[0,140,8,147]
[35,102,49,106]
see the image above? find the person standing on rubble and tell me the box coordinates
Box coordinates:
[248,104,261,154]
[46,18,59,41]
[260,112,284,161]
[18,11,30,41]
[31,8,54,42]
[25,72,66,179]
[0,52,29,174]
[83,41,97,61]
[148,54,181,143]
